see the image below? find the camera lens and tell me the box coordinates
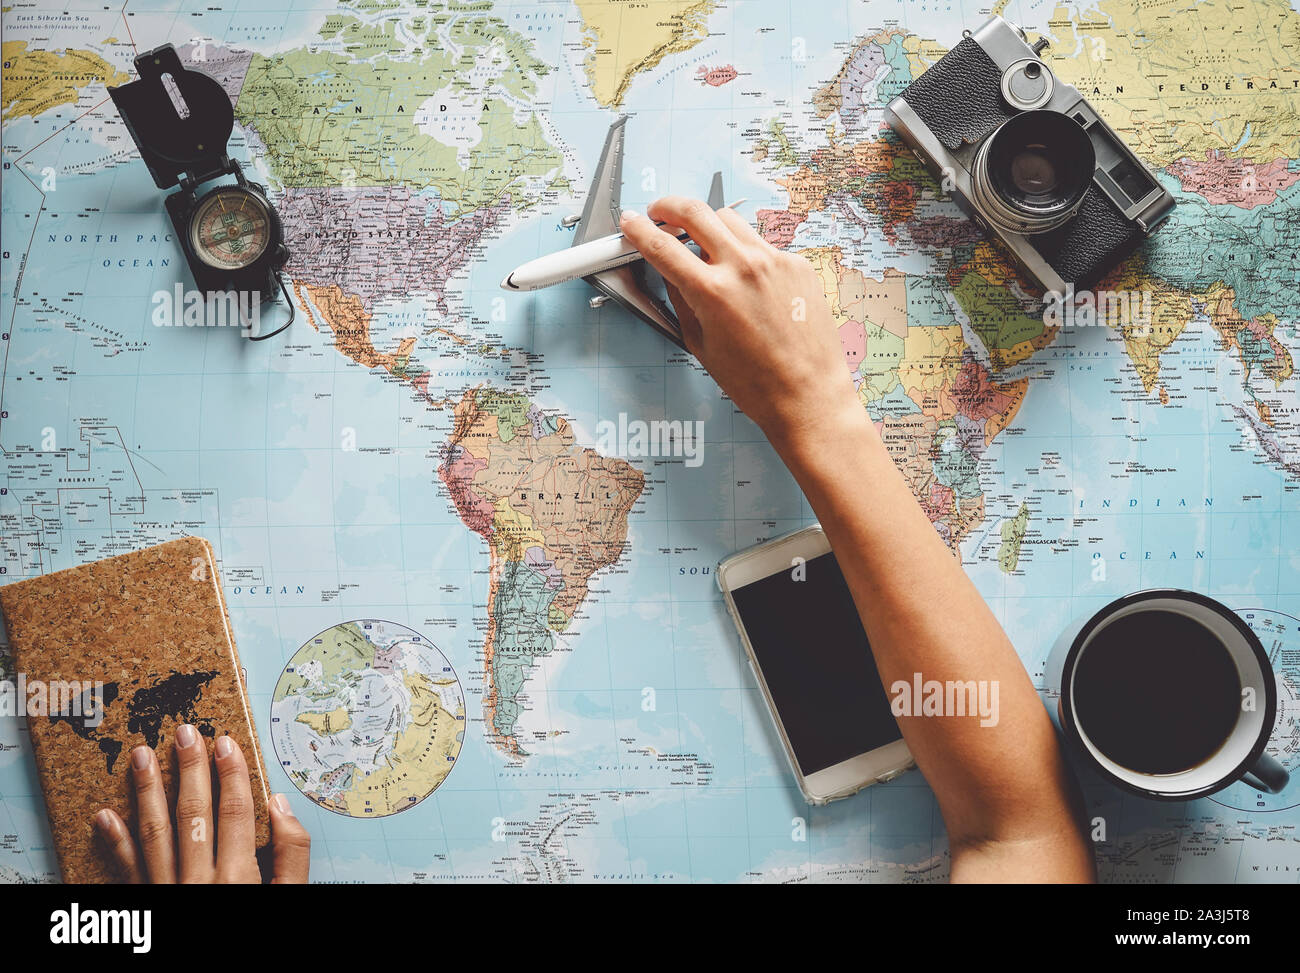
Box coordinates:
[972,110,1096,234]
[991,113,1092,211]
[1009,150,1058,196]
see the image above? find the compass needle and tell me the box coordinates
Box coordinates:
[192,189,272,270]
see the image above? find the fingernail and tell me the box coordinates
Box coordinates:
[621,208,640,221]
[176,724,198,749]
[131,746,152,770]
[215,735,234,758]
[271,793,293,816]
[94,809,116,834]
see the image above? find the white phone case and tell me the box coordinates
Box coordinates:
[716,524,914,805]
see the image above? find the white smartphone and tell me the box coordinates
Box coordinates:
[717,524,914,805]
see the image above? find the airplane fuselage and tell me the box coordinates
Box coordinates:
[501,223,688,291]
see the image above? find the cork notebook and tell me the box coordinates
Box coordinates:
[0,537,270,883]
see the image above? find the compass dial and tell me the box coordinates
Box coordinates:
[189,187,271,270]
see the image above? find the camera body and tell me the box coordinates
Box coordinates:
[884,16,1175,293]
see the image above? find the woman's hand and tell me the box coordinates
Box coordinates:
[93,726,311,884]
[620,198,864,447]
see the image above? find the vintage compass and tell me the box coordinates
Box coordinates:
[110,44,293,340]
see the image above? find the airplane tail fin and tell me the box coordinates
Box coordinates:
[706,171,724,210]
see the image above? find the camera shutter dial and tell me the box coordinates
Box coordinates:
[1000,58,1055,110]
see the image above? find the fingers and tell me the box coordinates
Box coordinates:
[129,745,177,883]
[268,794,312,884]
[620,209,711,294]
[173,724,215,883]
[212,735,259,882]
[715,205,764,246]
[94,808,145,884]
[646,195,738,260]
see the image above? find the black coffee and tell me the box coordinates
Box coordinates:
[1071,609,1241,775]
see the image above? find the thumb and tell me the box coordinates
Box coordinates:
[664,279,704,356]
[268,794,311,883]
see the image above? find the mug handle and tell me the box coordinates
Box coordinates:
[1242,753,1290,794]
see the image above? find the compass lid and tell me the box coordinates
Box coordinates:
[109,44,235,189]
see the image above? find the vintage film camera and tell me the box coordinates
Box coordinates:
[885,16,1175,294]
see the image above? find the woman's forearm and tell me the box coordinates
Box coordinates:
[770,404,1094,876]
[618,201,1094,880]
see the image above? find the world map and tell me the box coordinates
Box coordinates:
[271,619,465,817]
[1,0,1298,882]
[45,671,219,776]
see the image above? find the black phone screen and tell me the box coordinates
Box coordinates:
[729,550,902,775]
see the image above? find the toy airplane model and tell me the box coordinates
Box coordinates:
[500,115,738,347]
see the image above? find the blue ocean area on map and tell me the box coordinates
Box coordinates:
[1,0,1298,882]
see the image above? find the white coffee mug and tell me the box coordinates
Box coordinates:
[1046,589,1289,800]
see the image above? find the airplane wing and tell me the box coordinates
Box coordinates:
[573,115,627,245]
[584,266,684,348]
[572,115,724,349]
